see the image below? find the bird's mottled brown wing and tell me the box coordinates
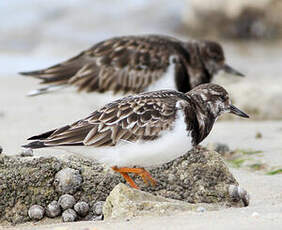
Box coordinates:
[69,36,183,93]
[28,90,187,148]
[20,35,185,94]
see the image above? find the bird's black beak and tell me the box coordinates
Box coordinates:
[222,64,245,77]
[229,105,249,118]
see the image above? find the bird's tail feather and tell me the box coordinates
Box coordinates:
[22,141,47,149]
[27,84,68,96]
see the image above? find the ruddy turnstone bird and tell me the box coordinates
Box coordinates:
[23,83,249,189]
[20,35,244,98]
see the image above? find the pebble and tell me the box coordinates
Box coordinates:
[255,132,262,139]
[20,148,33,157]
[214,143,230,155]
[28,205,45,221]
[58,194,76,210]
[46,200,61,218]
[0,146,2,154]
[91,215,104,221]
[252,212,259,217]
[62,208,77,222]
[92,201,104,216]
[54,167,82,194]
[196,206,206,213]
[74,201,89,217]
[229,185,250,206]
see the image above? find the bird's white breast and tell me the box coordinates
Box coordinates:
[58,109,192,167]
[146,55,177,92]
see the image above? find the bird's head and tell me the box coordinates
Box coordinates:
[198,40,244,77]
[188,83,249,119]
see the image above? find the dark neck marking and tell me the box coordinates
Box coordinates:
[174,60,192,93]
[182,95,217,146]
[195,44,213,84]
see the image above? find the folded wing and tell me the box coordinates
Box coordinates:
[24,90,187,148]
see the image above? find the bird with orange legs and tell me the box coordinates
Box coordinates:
[23,84,249,189]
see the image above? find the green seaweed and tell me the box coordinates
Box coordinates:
[229,159,245,168]
[266,169,282,175]
[236,149,263,155]
[248,163,265,171]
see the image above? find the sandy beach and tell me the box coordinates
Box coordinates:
[1,0,282,229]
[1,76,282,230]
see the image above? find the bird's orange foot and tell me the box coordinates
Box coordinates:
[111,166,156,189]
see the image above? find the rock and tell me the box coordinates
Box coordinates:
[196,206,206,213]
[0,147,246,224]
[62,208,77,222]
[46,201,61,218]
[217,81,282,121]
[74,201,89,217]
[181,0,282,39]
[92,201,104,216]
[20,148,33,157]
[54,167,82,194]
[28,205,44,221]
[207,143,230,156]
[103,183,219,219]
[58,194,76,210]
[228,185,250,206]
[214,143,230,155]
[141,147,241,205]
[255,132,262,139]
[0,155,117,224]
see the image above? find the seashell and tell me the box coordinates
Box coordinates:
[46,200,61,218]
[58,194,76,210]
[28,205,45,220]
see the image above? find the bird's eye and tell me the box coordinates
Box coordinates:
[220,95,227,101]
[209,52,222,61]
[208,45,224,61]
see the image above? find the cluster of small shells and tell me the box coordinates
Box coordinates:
[28,194,104,222]
[28,167,104,222]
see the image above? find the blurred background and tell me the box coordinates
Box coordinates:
[0,0,282,154]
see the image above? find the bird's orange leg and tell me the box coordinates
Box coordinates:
[111,166,156,189]
[112,166,139,189]
[120,172,139,189]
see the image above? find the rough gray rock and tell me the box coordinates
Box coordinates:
[0,155,117,224]
[28,205,44,221]
[62,208,77,222]
[46,201,61,218]
[54,167,82,194]
[0,147,247,224]
[103,183,220,219]
[74,201,89,217]
[58,194,76,210]
[142,147,241,205]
